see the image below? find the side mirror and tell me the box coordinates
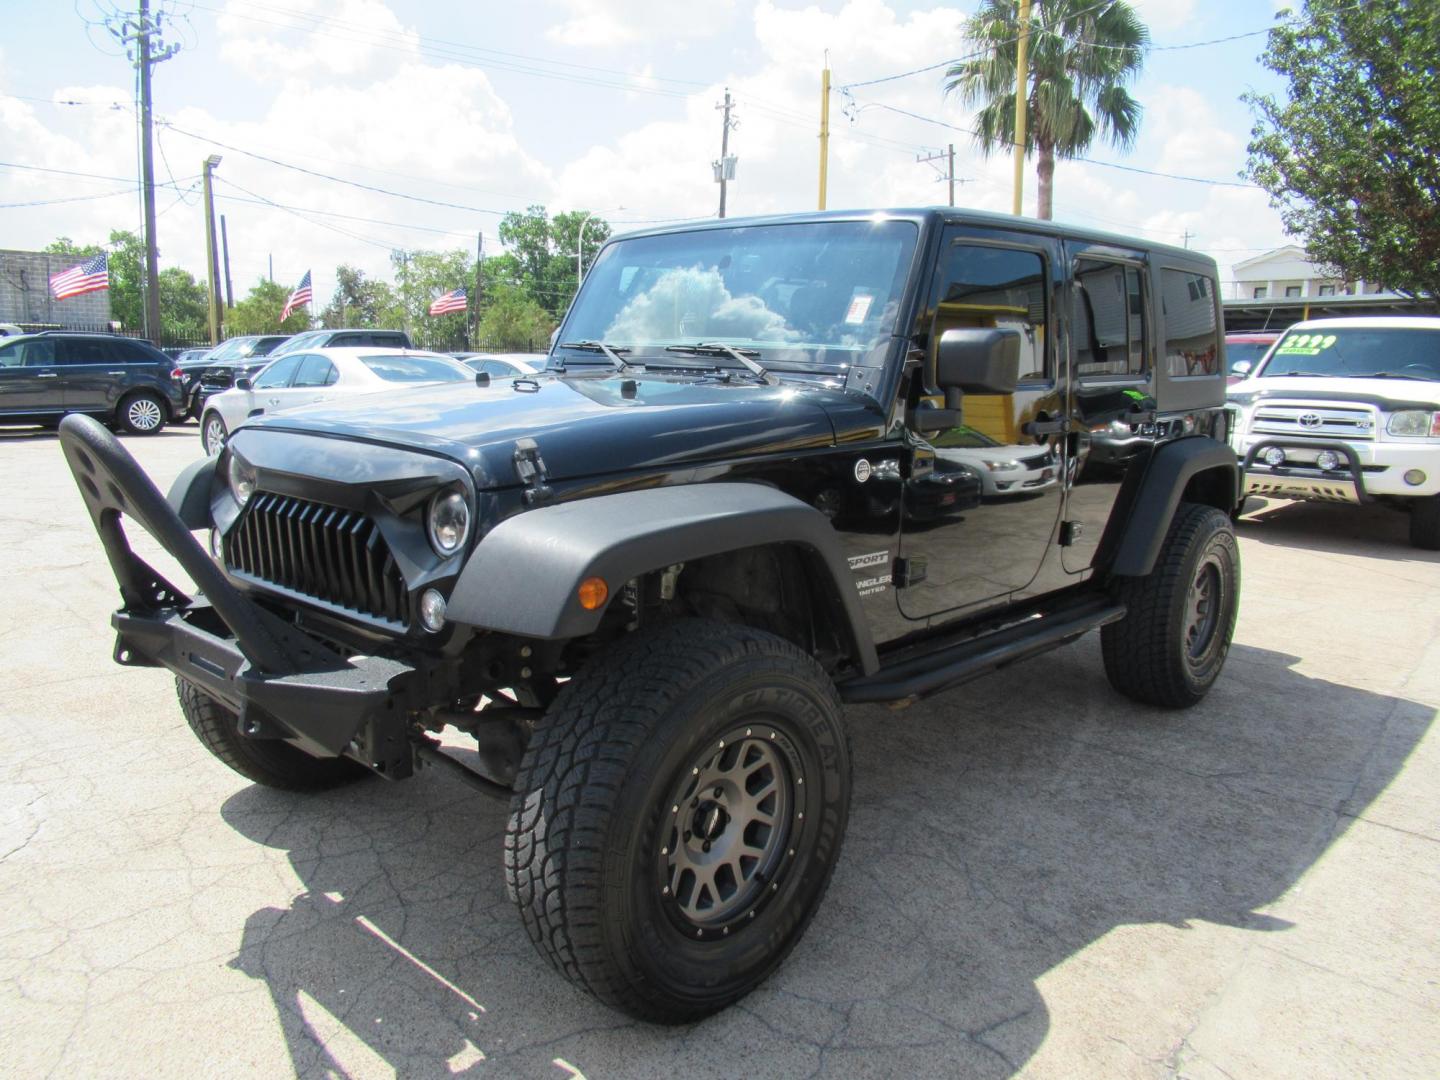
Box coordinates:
[936,327,1021,395]
[1230,360,1252,377]
[234,376,252,391]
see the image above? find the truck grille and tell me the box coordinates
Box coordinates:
[1250,404,1375,440]
[225,493,408,626]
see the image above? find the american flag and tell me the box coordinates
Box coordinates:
[428,287,467,316]
[281,270,312,322]
[50,254,110,301]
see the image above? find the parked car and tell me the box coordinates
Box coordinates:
[62,208,1242,1023]
[192,335,293,411]
[1,322,27,337]
[1228,316,1440,548]
[0,331,184,433]
[931,423,1059,496]
[1224,331,1282,383]
[266,328,412,358]
[454,352,545,378]
[199,347,474,454]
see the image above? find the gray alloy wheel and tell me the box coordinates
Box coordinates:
[119,392,166,435]
[202,412,227,455]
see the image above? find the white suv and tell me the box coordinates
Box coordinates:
[1228,316,1440,549]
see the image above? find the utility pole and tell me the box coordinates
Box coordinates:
[202,154,222,344]
[1181,229,1195,249]
[220,214,234,308]
[714,88,736,219]
[472,232,483,349]
[1011,0,1033,217]
[818,59,831,211]
[918,145,962,206]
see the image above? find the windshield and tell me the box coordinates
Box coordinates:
[1226,341,1274,370]
[269,332,324,357]
[207,337,255,362]
[557,219,918,374]
[1260,327,1440,379]
[360,354,471,383]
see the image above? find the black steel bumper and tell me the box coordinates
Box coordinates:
[1241,438,1370,505]
[59,414,417,776]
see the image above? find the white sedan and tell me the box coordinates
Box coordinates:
[200,347,474,455]
[931,425,1059,497]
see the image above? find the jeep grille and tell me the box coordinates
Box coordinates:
[224,493,407,626]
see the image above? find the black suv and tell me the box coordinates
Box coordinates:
[1,332,185,433]
[190,334,291,411]
[61,209,1242,1022]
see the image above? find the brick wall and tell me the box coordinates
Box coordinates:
[0,249,114,327]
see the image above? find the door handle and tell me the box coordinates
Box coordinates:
[36,372,59,378]
[1022,415,1069,437]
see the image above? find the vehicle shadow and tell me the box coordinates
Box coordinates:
[1238,496,1440,563]
[219,637,1433,1077]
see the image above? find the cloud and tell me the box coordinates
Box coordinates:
[216,0,422,80]
[545,0,738,47]
[1128,0,1200,36]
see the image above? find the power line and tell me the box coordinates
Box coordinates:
[0,186,137,209]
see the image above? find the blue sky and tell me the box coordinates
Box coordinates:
[0,0,1295,305]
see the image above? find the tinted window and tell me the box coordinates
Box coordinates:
[252,354,303,389]
[359,355,469,383]
[1073,260,1147,377]
[253,337,287,356]
[369,332,408,347]
[926,244,1048,381]
[115,340,163,365]
[480,359,519,376]
[0,340,55,367]
[58,339,116,366]
[292,355,338,388]
[1161,270,1219,376]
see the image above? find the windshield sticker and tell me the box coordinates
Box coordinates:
[845,293,874,324]
[1275,333,1338,356]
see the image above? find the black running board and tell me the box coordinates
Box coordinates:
[839,598,1126,706]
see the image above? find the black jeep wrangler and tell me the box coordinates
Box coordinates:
[60,209,1242,1023]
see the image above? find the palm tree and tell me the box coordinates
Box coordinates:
[945,0,1149,219]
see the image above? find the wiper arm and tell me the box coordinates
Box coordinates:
[558,340,632,370]
[665,342,777,385]
[1365,372,1436,380]
[1270,371,1334,377]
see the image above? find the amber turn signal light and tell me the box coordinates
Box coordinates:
[577,576,608,610]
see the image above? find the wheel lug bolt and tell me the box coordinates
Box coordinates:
[661,846,668,855]
[713,786,722,797]
[702,841,711,852]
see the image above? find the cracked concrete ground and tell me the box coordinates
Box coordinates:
[1,423,1437,1079]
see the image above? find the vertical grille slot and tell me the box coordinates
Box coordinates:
[224,493,408,626]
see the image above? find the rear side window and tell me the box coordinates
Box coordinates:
[1073,260,1147,377]
[292,355,338,387]
[360,355,469,382]
[1161,270,1219,376]
[115,340,163,364]
[58,339,116,366]
[368,332,408,348]
[480,359,519,376]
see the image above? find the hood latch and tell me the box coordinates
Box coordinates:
[513,437,553,505]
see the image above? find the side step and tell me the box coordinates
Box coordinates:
[839,597,1126,706]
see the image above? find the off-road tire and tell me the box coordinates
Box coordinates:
[117,390,167,435]
[1409,494,1440,551]
[504,619,851,1023]
[176,677,368,790]
[1102,502,1240,708]
[201,411,228,456]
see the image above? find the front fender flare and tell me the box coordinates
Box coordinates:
[447,483,879,675]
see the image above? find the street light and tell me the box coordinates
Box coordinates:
[577,207,624,290]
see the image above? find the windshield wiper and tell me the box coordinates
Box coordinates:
[557,340,632,370]
[1269,371,1335,377]
[1364,371,1438,380]
[665,342,778,385]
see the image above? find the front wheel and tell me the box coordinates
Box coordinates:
[201,411,228,455]
[504,619,851,1023]
[118,391,167,435]
[1102,502,1240,708]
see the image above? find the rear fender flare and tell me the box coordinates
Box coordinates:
[447,483,879,675]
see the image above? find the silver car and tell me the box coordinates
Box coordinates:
[200,347,474,454]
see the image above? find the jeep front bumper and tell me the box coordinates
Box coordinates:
[58,414,417,777]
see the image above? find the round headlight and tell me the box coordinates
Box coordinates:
[427,491,470,555]
[227,453,257,508]
[1262,446,1286,468]
[1316,449,1342,472]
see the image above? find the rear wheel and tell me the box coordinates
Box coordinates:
[176,677,368,790]
[201,411,228,455]
[1102,502,1240,708]
[1409,494,1440,550]
[504,619,851,1023]
[117,390,166,435]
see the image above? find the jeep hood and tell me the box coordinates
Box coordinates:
[243,371,858,488]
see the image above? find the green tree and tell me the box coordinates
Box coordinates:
[393,248,473,351]
[1245,0,1440,298]
[47,231,199,338]
[476,282,555,351]
[158,266,208,341]
[944,0,1148,219]
[228,279,313,335]
[319,265,400,330]
[497,206,610,318]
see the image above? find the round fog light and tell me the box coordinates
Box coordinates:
[419,588,447,633]
[1262,446,1287,468]
[1316,449,1341,472]
[1404,469,1427,487]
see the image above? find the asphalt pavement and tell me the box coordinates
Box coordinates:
[1,422,1437,1079]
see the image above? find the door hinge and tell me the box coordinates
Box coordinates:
[1059,520,1085,547]
[513,437,553,505]
[893,555,927,588]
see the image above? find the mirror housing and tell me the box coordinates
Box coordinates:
[234,376,252,391]
[936,327,1021,396]
[1230,359,1252,377]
